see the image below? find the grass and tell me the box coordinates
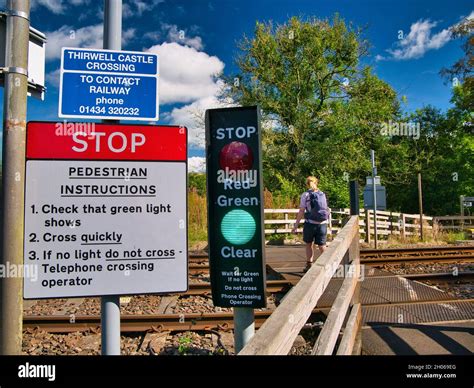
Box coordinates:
[381,228,468,248]
[177,334,193,355]
[188,189,208,248]
[442,231,467,243]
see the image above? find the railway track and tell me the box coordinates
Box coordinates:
[24,246,473,334]
[24,297,474,333]
[399,271,474,283]
[360,245,474,257]
[23,310,277,333]
[360,245,474,265]
[189,245,474,269]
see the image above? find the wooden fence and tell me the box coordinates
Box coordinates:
[433,216,474,231]
[239,216,361,355]
[264,208,439,240]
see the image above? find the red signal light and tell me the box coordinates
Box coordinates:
[219,141,253,171]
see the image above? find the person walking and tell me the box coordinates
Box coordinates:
[291,176,330,271]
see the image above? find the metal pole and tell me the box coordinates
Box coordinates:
[234,307,255,353]
[0,0,30,355]
[370,150,378,249]
[103,0,122,50]
[418,173,423,240]
[460,195,464,230]
[101,0,122,356]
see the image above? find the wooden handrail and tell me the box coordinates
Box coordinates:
[312,254,359,354]
[239,216,361,355]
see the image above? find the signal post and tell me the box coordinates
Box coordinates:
[205,106,266,353]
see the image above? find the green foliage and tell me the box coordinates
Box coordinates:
[383,95,473,215]
[440,16,473,107]
[273,172,301,204]
[178,335,193,355]
[188,173,206,196]
[188,188,208,245]
[317,173,350,209]
[225,15,399,209]
[223,14,472,216]
[443,231,467,243]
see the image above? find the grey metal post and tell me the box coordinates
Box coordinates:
[370,150,378,249]
[101,0,122,356]
[234,307,255,353]
[0,0,30,355]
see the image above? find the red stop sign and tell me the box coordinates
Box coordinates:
[219,141,254,171]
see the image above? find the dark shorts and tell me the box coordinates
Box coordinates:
[303,222,327,246]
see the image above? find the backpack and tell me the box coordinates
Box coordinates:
[305,190,329,222]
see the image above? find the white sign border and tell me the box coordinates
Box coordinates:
[58,47,160,121]
[23,122,189,299]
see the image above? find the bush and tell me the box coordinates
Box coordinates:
[442,231,466,243]
[188,173,206,196]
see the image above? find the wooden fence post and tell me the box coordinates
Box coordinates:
[365,208,371,244]
[390,211,393,236]
[401,213,406,239]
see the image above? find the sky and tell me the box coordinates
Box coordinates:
[0,0,472,172]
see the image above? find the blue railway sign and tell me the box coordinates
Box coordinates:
[59,47,159,121]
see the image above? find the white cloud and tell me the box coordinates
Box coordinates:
[375,54,384,61]
[143,24,204,50]
[123,0,164,18]
[147,42,224,104]
[45,68,61,88]
[31,0,162,18]
[32,0,91,14]
[122,28,136,44]
[122,3,133,19]
[163,24,203,50]
[459,11,474,22]
[45,24,136,61]
[188,157,206,173]
[167,95,222,149]
[32,0,65,14]
[46,24,102,61]
[145,42,233,149]
[143,31,161,41]
[69,0,90,4]
[377,19,452,61]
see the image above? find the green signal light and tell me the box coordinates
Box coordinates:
[221,209,256,245]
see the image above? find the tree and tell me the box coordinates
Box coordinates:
[441,17,473,88]
[224,15,400,207]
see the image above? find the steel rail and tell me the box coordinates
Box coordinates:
[24,299,474,333]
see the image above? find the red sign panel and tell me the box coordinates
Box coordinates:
[26,121,187,161]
